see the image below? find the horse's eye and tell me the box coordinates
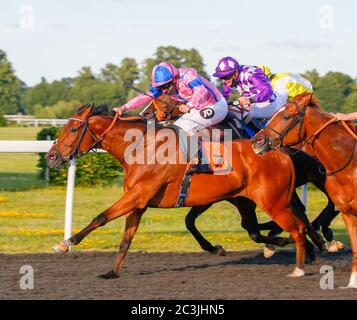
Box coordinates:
[283,114,291,120]
[70,127,78,133]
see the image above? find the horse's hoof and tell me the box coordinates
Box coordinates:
[212,245,227,256]
[339,285,357,290]
[53,242,70,254]
[98,270,120,279]
[286,267,305,277]
[263,245,276,258]
[335,240,345,251]
[327,240,346,253]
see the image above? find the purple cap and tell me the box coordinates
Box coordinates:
[212,56,240,78]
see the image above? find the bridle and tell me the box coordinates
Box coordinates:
[53,112,119,161]
[262,101,357,175]
[263,102,307,155]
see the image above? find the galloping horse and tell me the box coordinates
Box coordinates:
[252,92,357,288]
[46,104,308,279]
[149,96,338,257]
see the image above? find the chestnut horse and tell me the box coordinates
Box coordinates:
[150,96,337,257]
[46,104,308,279]
[252,92,357,288]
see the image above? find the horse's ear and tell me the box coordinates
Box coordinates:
[297,92,315,107]
[76,104,94,117]
[285,102,300,116]
[309,93,319,108]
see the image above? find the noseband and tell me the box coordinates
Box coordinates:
[263,102,307,154]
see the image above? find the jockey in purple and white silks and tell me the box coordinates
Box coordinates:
[212,56,285,121]
[114,61,228,171]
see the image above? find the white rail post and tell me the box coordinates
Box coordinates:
[64,158,77,241]
[301,184,308,209]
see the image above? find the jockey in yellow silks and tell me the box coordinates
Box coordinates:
[257,65,313,105]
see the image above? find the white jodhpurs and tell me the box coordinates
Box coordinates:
[174,97,228,135]
[248,93,287,119]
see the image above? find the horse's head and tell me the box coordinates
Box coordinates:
[46,104,98,169]
[252,93,317,155]
[153,94,182,121]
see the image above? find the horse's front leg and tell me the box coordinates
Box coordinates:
[53,186,153,253]
[341,212,357,288]
[99,208,146,279]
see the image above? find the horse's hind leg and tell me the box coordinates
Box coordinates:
[230,197,292,259]
[99,208,146,279]
[341,212,357,288]
[311,199,338,241]
[270,208,306,277]
[232,198,291,247]
[185,205,226,256]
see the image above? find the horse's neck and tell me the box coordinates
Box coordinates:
[305,108,354,172]
[92,116,146,163]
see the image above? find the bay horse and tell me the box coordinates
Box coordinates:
[46,103,308,279]
[252,92,357,288]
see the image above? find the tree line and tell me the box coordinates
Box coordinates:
[0,46,356,124]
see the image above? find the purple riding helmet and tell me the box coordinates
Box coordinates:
[212,56,240,78]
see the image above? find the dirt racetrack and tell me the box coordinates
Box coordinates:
[1,249,357,300]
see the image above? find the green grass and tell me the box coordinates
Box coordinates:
[0,127,42,140]
[0,127,350,253]
[0,126,44,190]
[0,186,349,253]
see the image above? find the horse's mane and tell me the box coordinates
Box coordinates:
[92,104,115,117]
[76,103,115,117]
[76,103,146,123]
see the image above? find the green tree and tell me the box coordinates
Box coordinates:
[100,58,139,104]
[24,77,50,114]
[314,72,353,112]
[46,78,73,106]
[137,46,209,90]
[301,69,320,88]
[72,66,124,106]
[25,77,73,115]
[0,49,22,116]
[341,90,357,113]
[34,100,80,118]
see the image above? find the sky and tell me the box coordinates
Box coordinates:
[0,0,356,86]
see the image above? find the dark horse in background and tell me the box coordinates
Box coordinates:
[150,96,342,258]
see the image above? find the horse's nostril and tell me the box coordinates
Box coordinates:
[49,154,56,161]
[253,136,266,146]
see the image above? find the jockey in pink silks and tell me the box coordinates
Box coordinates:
[114,61,228,172]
